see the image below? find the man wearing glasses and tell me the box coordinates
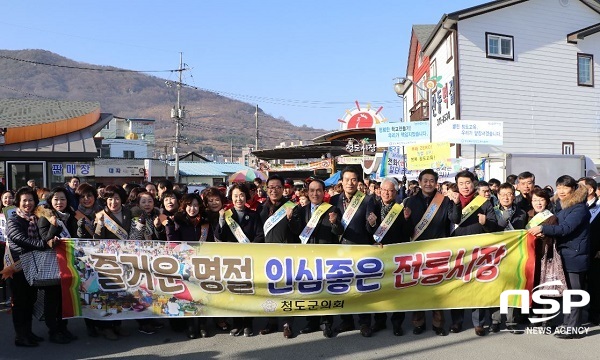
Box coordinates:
[258,174,299,338]
[367,177,412,336]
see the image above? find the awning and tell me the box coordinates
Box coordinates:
[0,113,112,159]
[252,141,351,160]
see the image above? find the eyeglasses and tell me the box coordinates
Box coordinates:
[267,186,282,191]
[380,189,396,193]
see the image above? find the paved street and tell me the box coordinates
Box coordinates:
[0,311,598,360]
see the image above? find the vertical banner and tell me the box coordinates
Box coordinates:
[57,231,535,319]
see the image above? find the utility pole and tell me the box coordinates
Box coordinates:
[170,52,185,184]
[255,104,259,151]
[230,138,233,162]
[164,144,169,180]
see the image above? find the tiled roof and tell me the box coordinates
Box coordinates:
[0,98,100,127]
[172,162,255,176]
[413,25,437,45]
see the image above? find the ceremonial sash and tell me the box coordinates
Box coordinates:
[526,209,553,229]
[457,196,487,227]
[263,201,296,236]
[99,211,129,240]
[224,209,250,243]
[411,192,445,242]
[493,207,514,231]
[373,203,404,243]
[75,211,94,237]
[299,202,333,244]
[341,191,366,230]
[56,218,72,238]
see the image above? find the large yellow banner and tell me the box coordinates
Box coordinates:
[58,230,535,319]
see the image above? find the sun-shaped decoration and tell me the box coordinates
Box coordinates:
[338,101,387,130]
[425,76,444,90]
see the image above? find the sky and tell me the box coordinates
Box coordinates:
[1,0,486,131]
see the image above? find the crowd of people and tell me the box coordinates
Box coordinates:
[1,167,599,348]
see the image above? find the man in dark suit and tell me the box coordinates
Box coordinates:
[403,169,455,337]
[258,174,298,339]
[289,179,343,338]
[329,167,376,337]
[366,177,411,336]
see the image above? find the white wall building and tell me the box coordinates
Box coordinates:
[398,0,600,164]
[97,117,155,158]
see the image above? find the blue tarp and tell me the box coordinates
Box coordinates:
[324,170,341,187]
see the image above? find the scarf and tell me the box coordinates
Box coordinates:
[459,193,475,208]
[78,202,102,219]
[56,209,71,222]
[16,208,40,240]
[380,201,394,221]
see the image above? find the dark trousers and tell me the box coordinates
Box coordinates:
[233,317,254,329]
[340,313,372,327]
[587,259,600,320]
[266,317,294,327]
[412,310,445,328]
[43,285,67,334]
[450,309,464,327]
[305,315,334,328]
[373,312,405,326]
[8,271,37,338]
[564,272,585,329]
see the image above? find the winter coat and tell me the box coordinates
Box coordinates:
[165,212,213,242]
[543,186,590,273]
[215,207,265,243]
[6,213,46,261]
[36,207,78,242]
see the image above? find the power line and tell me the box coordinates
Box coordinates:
[0,55,181,73]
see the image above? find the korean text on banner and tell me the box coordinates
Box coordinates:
[441,120,504,145]
[375,122,430,147]
[406,142,451,170]
[57,231,535,319]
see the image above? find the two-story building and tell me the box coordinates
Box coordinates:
[97,117,155,159]
[396,0,600,164]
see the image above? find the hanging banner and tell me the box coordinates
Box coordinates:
[57,231,534,319]
[406,142,451,170]
[440,120,504,145]
[375,121,430,147]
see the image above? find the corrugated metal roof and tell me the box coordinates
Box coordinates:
[172,162,255,176]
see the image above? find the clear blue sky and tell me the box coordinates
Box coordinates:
[1,0,486,131]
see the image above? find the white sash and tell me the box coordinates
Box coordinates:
[263,201,296,236]
[56,218,72,238]
[224,209,250,243]
[299,202,333,244]
[373,203,404,243]
[526,209,553,229]
[341,191,366,229]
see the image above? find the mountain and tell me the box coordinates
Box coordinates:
[0,49,327,158]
